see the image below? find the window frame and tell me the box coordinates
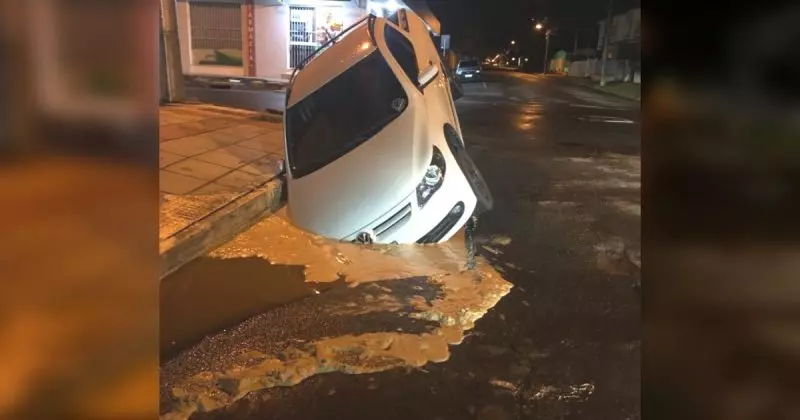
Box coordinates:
[382,23,421,91]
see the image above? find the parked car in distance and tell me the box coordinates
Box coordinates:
[283,10,493,245]
[455,59,483,82]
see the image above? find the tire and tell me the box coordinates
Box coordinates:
[454,147,494,214]
[443,124,493,213]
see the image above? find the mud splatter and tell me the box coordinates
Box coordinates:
[161,213,513,420]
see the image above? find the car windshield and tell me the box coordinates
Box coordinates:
[286,50,409,179]
[460,60,479,68]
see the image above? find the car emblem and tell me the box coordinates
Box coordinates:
[355,231,375,244]
[391,97,406,112]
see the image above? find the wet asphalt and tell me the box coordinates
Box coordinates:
[161,72,641,420]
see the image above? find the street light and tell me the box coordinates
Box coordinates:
[532,18,553,74]
[511,40,516,45]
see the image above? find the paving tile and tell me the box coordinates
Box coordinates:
[164,158,232,182]
[190,182,239,195]
[214,169,273,190]
[236,132,284,154]
[250,121,283,132]
[203,127,255,145]
[193,145,267,169]
[159,151,186,168]
[174,107,245,120]
[160,124,198,142]
[195,118,238,132]
[160,135,225,157]
[239,154,283,178]
[160,125,209,143]
[159,113,198,125]
[232,123,272,138]
[160,170,209,195]
[159,116,182,126]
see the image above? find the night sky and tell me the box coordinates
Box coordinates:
[426,0,640,68]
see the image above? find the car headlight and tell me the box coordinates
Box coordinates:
[455,69,463,75]
[416,146,446,207]
[476,70,481,73]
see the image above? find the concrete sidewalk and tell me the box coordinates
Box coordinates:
[562,75,641,102]
[159,103,285,279]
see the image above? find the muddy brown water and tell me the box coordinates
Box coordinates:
[160,256,343,361]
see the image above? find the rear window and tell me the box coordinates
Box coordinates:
[286,51,408,179]
[459,60,479,68]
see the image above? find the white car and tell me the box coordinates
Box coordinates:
[283,10,492,245]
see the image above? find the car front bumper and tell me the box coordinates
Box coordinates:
[456,72,482,81]
[343,166,478,245]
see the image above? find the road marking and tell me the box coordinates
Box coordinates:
[578,115,636,124]
[482,82,488,89]
[570,103,618,109]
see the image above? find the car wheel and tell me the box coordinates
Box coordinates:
[454,147,494,214]
[444,125,493,213]
[444,124,464,154]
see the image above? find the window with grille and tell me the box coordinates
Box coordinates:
[289,6,317,69]
[189,1,243,67]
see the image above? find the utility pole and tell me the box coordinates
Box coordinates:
[599,0,613,87]
[160,0,185,102]
[532,18,553,74]
[573,31,579,57]
[542,29,551,74]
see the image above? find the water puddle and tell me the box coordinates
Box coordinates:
[160,210,514,420]
[160,258,343,361]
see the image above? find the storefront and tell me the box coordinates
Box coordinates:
[283,1,365,70]
[176,0,431,81]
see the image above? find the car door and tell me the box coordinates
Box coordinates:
[401,9,464,138]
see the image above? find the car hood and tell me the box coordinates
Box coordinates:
[287,102,431,239]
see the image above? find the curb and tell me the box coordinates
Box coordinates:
[563,77,641,102]
[590,85,641,102]
[159,178,285,280]
[178,101,284,123]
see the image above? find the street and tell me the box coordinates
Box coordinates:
[160,72,641,420]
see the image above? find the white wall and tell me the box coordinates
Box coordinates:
[255,1,367,79]
[176,0,367,79]
[254,4,289,78]
[568,58,640,84]
[176,0,192,74]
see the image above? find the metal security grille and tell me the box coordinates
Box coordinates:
[289,6,316,68]
[189,2,242,52]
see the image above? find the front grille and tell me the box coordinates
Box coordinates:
[375,203,412,240]
[417,202,465,244]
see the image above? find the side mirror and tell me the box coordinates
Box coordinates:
[418,65,439,89]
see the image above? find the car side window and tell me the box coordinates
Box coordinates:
[384,24,419,87]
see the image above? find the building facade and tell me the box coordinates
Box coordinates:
[175,0,435,81]
[569,7,640,83]
[597,7,640,60]
[597,7,641,82]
